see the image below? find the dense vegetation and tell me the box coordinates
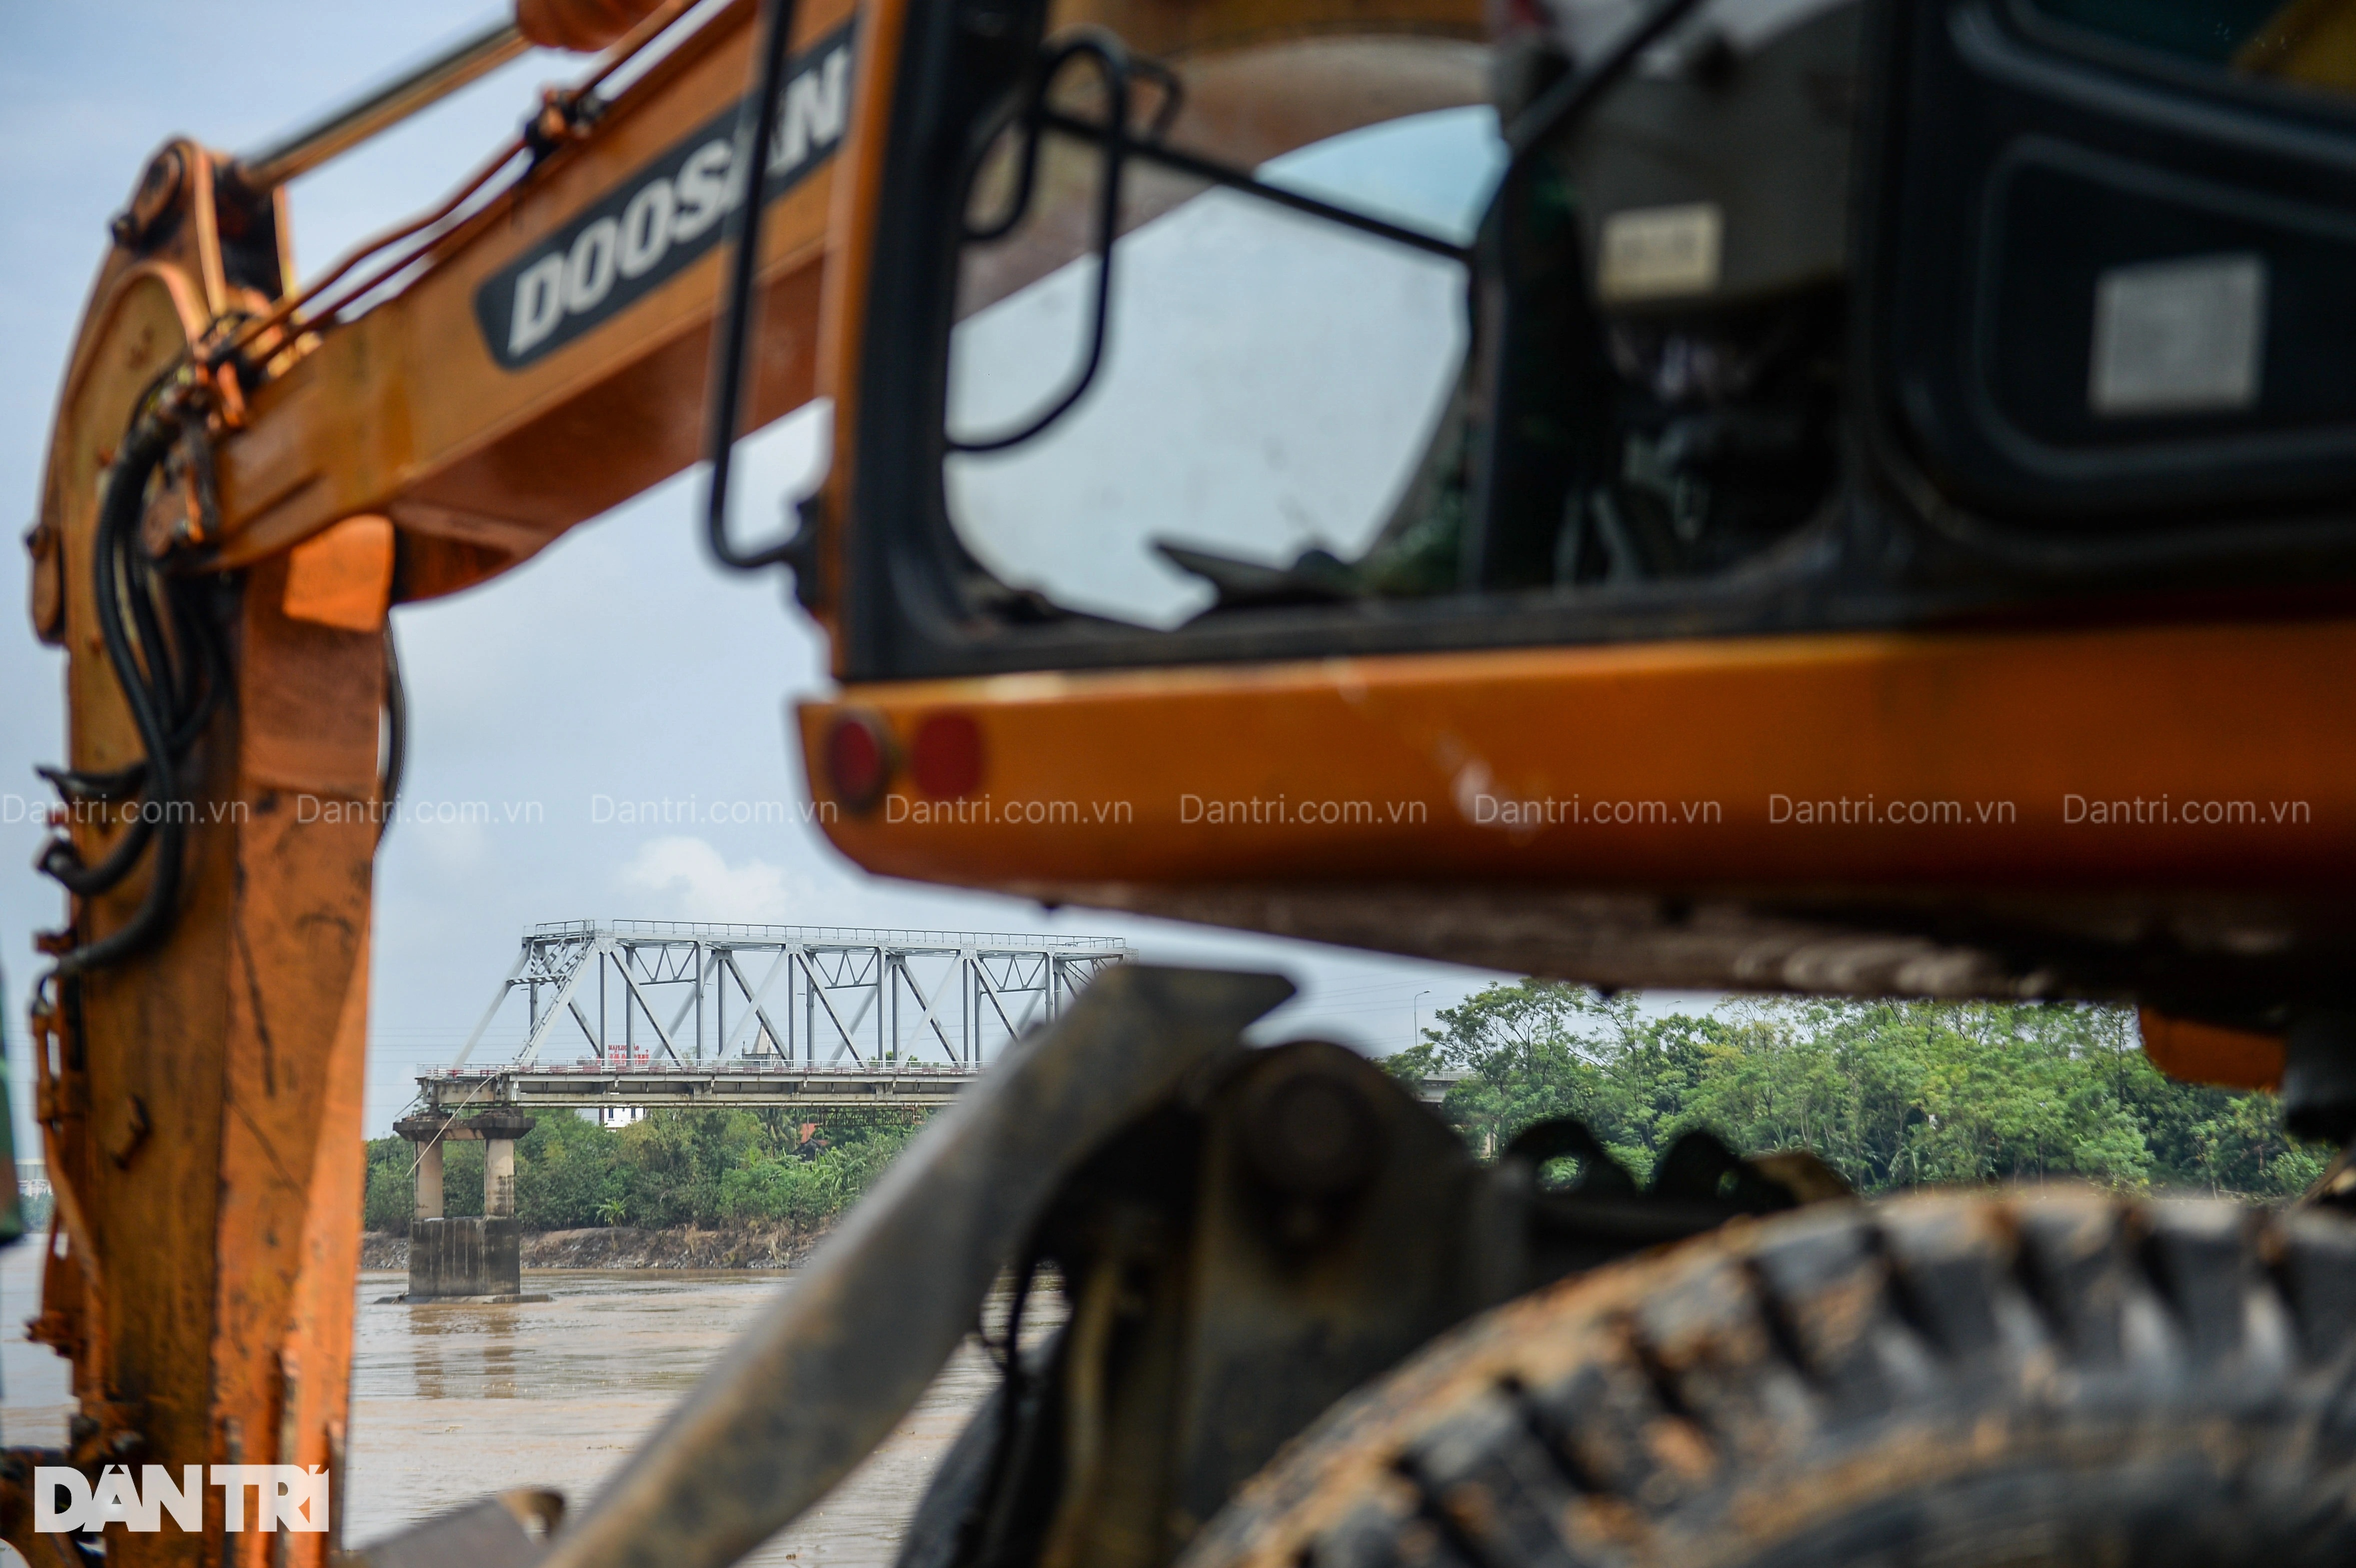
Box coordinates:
[365,984,2327,1234]
[1388,983,2326,1199]
[363,1107,920,1233]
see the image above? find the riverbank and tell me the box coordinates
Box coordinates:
[359,1221,832,1272]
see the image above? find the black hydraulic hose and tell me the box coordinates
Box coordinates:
[48,418,190,975]
[701,0,805,572]
[118,505,180,714]
[161,567,227,752]
[36,760,148,804]
[37,439,174,898]
[34,572,222,815]
[167,627,229,754]
[37,796,157,896]
[380,621,408,842]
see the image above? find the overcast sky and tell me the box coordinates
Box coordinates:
[0,3,1537,1144]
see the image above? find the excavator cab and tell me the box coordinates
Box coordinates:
[816,0,2356,638]
[799,0,2356,1085]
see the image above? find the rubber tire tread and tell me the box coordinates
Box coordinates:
[1176,1190,2356,1568]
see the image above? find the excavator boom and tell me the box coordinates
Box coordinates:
[17,2,840,1560]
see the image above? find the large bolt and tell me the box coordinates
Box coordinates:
[109,148,184,248]
[1242,1055,1383,1203]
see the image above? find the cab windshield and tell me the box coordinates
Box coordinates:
[943,106,1501,628]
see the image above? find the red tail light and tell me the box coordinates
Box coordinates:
[911,711,985,799]
[824,710,895,813]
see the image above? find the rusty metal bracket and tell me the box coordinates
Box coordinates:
[904,1043,1845,1568]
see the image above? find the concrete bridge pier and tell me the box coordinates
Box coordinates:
[485,1132,517,1220]
[414,1137,442,1224]
[394,1111,534,1301]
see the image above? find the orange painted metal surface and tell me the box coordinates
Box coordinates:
[2138,1009,2287,1090]
[281,514,394,632]
[519,0,677,51]
[31,0,850,612]
[18,540,382,1566]
[19,205,386,1549]
[801,618,2356,892]
[211,0,841,597]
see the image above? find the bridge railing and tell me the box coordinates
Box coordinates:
[422,1059,988,1078]
[527,918,1133,952]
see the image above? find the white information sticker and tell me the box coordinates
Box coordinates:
[2089,251,2267,417]
[1598,203,1724,303]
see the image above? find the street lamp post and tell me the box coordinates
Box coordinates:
[1413,989,1432,1050]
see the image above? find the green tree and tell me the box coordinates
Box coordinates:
[362,1107,929,1233]
[1393,982,2323,1200]
[1390,981,1651,1170]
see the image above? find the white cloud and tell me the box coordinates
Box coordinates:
[408,816,493,882]
[619,836,795,923]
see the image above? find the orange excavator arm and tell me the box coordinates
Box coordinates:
[16,2,841,1562]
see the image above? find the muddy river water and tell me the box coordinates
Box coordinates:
[0,1247,1000,1565]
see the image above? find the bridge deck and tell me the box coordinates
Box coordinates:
[416,1063,1461,1112]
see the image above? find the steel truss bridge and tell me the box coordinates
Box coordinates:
[411,919,1458,1119]
[456,920,1131,1068]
